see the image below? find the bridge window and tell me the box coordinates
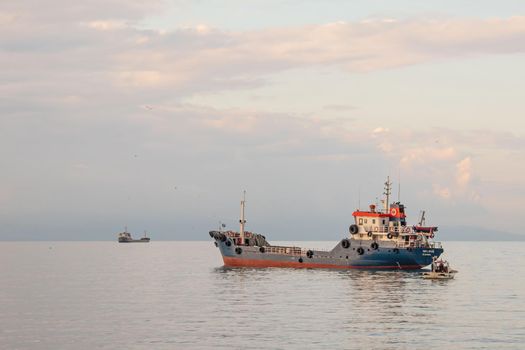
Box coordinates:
[359,218,363,225]
[372,219,376,224]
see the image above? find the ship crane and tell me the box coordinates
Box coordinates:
[418,211,426,226]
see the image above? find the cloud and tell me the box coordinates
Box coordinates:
[323,104,357,112]
[371,128,393,153]
[116,70,166,87]
[201,113,259,133]
[456,157,472,188]
[0,1,163,24]
[0,11,16,25]
[88,20,128,31]
[366,127,484,202]
[400,146,457,167]
[4,6,525,100]
[433,184,451,199]
[372,127,389,135]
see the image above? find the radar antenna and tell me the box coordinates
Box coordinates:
[383,176,392,212]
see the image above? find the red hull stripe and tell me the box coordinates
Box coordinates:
[223,256,422,270]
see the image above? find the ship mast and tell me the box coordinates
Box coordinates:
[384,177,392,213]
[239,190,246,245]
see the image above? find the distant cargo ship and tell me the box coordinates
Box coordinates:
[118,228,150,243]
[209,178,444,269]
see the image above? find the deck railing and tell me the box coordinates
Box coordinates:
[395,241,442,249]
[362,225,438,238]
[263,245,302,255]
[262,245,332,256]
[363,225,413,234]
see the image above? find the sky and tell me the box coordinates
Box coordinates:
[1,0,525,240]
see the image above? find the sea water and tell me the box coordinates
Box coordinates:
[1,241,524,349]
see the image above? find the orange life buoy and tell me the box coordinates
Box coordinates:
[390,208,397,216]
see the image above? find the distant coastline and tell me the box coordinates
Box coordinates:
[1,226,524,242]
[435,226,525,241]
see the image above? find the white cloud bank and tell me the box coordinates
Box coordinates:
[3,3,525,97]
[112,16,525,91]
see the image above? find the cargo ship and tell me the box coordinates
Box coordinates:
[118,228,150,243]
[209,178,444,269]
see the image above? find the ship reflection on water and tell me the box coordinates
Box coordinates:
[211,265,452,346]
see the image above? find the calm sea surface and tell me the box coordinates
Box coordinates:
[1,241,524,349]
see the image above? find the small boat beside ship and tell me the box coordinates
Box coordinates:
[117,228,150,243]
[209,178,445,269]
[422,257,458,279]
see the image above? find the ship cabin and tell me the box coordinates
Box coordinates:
[352,202,413,241]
